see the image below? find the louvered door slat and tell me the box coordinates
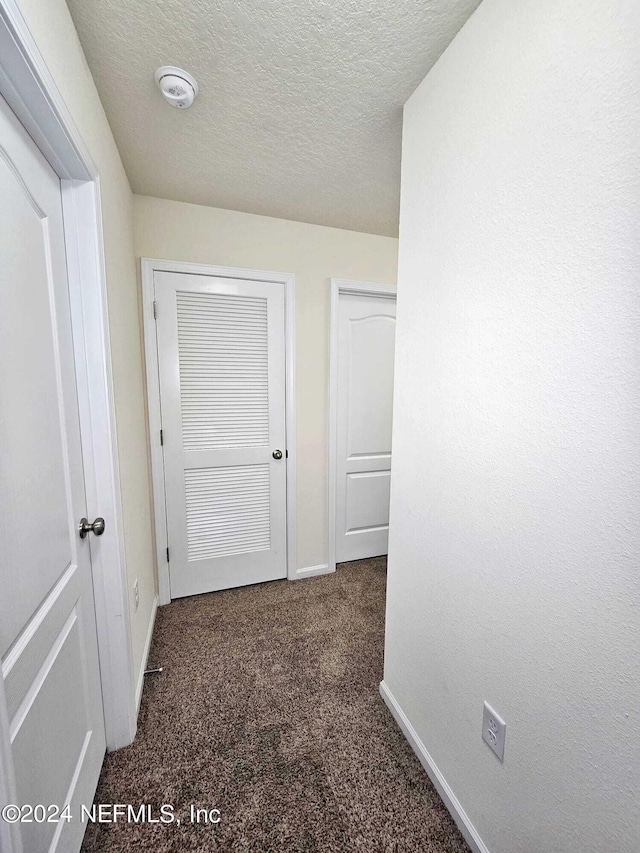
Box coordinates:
[177,291,269,452]
[185,465,271,561]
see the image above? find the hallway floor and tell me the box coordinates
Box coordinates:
[82,558,469,852]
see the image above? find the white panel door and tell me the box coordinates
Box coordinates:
[0,95,105,851]
[155,271,287,598]
[336,292,396,562]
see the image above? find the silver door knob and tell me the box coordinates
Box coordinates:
[272,449,283,460]
[79,517,106,539]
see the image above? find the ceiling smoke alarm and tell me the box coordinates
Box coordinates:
[154,66,198,109]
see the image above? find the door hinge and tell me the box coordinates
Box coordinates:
[160,429,164,446]
[166,547,170,562]
[153,300,157,319]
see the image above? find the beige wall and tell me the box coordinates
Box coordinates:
[134,195,398,570]
[15,0,157,688]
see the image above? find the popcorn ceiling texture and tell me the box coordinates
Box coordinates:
[64,0,481,236]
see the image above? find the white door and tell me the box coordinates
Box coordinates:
[155,271,288,598]
[336,291,396,563]
[0,95,105,851]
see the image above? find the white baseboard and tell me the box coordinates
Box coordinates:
[294,563,333,579]
[379,680,489,853]
[135,595,158,712]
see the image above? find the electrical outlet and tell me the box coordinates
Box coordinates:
[482,701,506,762]
[133,579,139,612]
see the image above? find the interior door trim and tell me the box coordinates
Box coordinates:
[0,0,136,783]
[328,278,397,575]
[141,258,297,603]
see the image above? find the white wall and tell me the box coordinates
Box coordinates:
[14,0,157,694]
[384,1,640,851]
[133,195,399,571]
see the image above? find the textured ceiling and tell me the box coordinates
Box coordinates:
[65,0,481,236]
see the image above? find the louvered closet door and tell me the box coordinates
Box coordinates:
[155,271,287,598]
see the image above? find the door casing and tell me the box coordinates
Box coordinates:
[142,258,297,603]
[328,278,397,574]
[0,8,135,835]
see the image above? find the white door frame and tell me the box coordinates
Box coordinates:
[328,278,397,574]
[0,0,135,781]
[141,258,297,603]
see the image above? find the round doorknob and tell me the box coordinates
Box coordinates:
[79,517,106,539]
[272,449,283,460]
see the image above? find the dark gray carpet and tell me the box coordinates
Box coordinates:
[82,558,469,852]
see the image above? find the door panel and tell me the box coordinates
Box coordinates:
[347,315,396,457]
[155,272,287,598]
[0,93,105,852]
[336,292,396,563]
[345,470,392,533]
[176,290,270,450]
[184,465,271,560]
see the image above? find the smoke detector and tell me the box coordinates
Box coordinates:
[154,66,198,109]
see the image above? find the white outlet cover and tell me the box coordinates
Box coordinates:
[482,701,506,762]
